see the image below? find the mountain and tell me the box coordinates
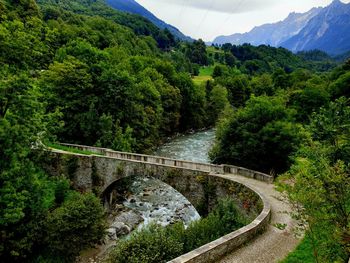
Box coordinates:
[334,50,350,62]
[106,0,192,41]
[281,0,350,55]
[213,0,350,55]
[213,7,321,46]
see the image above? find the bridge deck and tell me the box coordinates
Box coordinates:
[218,174,299,263]
[58,143,274,183]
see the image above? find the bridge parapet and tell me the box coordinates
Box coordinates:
[59,143,274,183]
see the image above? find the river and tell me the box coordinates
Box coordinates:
[154,129,216,163]
[108,129,216,231]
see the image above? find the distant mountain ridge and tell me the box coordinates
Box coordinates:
[106,0,192,41]
[213,0,350,55]
[282,0,350,55]
[214,7,322,47]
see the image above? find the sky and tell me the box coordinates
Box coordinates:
[135,0,350,41]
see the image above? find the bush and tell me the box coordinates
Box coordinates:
[183,213,222,252]
[45,192,106,261]
[184,198,248,252]
[108,224,183,263]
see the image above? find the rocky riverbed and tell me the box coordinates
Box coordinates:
[106,176,200,241]
[79,175,201,263]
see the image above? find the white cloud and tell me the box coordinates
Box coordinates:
[158,0,279,14]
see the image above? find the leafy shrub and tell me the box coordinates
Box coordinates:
[45,193,106,261]
[108,224,183,263]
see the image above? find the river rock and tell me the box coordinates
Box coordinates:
[113,204,125,212]
[111,222,131,236]
[113,210,143,230]
[106,228,117,241]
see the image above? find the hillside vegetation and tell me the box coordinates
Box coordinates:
[0,0,349,262]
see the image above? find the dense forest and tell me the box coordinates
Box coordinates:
[208,49,350,262]
[0,0,349,262]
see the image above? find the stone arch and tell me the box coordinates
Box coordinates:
[95,157,209,214]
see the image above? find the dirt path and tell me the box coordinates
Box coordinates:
[218,175,301,263]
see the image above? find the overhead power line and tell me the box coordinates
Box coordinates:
[211,0,246,42]
[177,0,189,25]
[195,0,215,39]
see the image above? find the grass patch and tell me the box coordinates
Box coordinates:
[207,46,224,55]
[199,66,214,76]
[47,143,103,156]
[280,235,315,263]
[193,66,214,86]
[273,223,287,230]
[193,75,212,85]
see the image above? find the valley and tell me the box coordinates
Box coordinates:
[0,0,349,262]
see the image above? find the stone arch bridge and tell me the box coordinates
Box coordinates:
[45,144,298,263]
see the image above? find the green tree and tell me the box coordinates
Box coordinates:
[289,83,330,122]
[0,18,48,69]
[217,74,251,108]
[279,98,350,262]
[0,72,53,261]
[329,71,350,99]
[40,57,96,144]
[206,85,229,125]
[45,193,105,261]
[6,0,40,20]
[96,114,135,152]
[108,224,183,263]
[224,52,236,67]
[309,97,350,163]
[175,73,206,131]
[186,39,208,66]
[212,64,229,78]
[250,73,275,96]
[272,68,291,89]
[242,59,270,74]
[210,95,305,174]
[279,144,350,262]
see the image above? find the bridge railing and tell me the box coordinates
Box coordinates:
[223,165,274,183]
[59,143,274,183]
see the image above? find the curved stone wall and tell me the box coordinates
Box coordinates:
[169,174,271,263]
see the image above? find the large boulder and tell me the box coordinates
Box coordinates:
[111,222,131,236]
[106,228,117,241]
[113,210,143,230]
